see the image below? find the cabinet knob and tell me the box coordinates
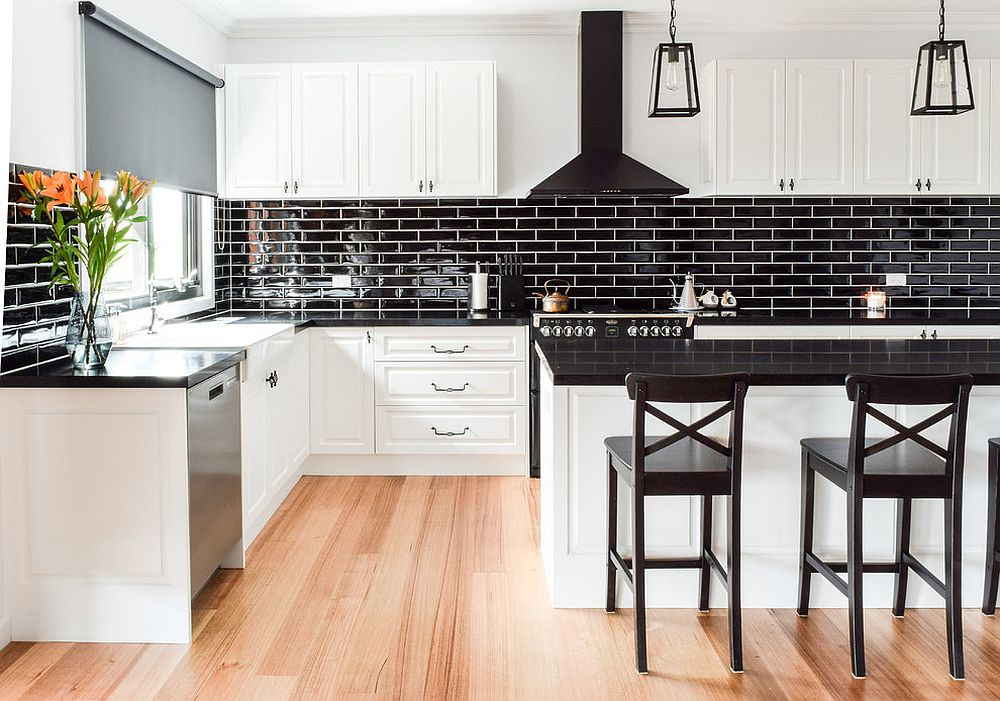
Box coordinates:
[284,181,289,194]
[429,180,434,193]
[915,179,922,191]
[789,178,795,191]
[925,179,932,191]
[779,178,785,192]
[294,181,299,194]
[418,180,424,193]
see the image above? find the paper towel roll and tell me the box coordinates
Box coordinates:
[469,272,489,311]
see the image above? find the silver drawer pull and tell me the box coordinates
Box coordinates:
[431,344,469,354]
[432,382,469,393]
[431,426,470,437]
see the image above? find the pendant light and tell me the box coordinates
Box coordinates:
[648,0,700,118]
[911,0,974,115]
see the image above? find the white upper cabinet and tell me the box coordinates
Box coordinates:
[291,64,359,198]
[919,61,991,194]
[716,61,785,195]
[359,63,427,197]
[225,64,292,198]
[785,60,853,194]
[225,63,358,199]
[993,61,1000,193]
[854,59,991,195]
[854,60,920,194]
[425,62,497,197]
[359,61,497,198]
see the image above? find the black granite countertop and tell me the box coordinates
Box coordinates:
[217,310,529,328]
[536,337,1000,386]
[0,348,246,389]
[693,309,1000,326]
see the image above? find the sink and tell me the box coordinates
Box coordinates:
[118,319,295,349]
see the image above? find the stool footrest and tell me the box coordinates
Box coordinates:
[902,552,946,598]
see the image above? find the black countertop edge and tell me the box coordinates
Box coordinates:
[693,310,1000,326]
[0,349,246,389]
[217,311,531,328]
[536,337,1000,387]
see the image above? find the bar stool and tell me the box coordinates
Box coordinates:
[983,437,1000,615]
[797,373,972,680]
[605,372,749,675]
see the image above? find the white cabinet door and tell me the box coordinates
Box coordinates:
[425,61,496,197]
[225,64,292,198]
[993,60,1000,193]
[854,60,921,195]
[359,63,427,197]
[310,329,375,454]
[785,60,853,194]
[241,382,269,545]
[919,61,991,194]
[291,64,359,198]
[716,61,785,195]
[285,331,311,469]
[264,371,291,492]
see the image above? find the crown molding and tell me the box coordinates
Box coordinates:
[225,14,580,39]
[176,5,1000,39]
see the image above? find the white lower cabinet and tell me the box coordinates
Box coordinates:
[309,326,527,463]
[241,329,310,548]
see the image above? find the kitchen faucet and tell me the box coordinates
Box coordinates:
[147,277,194,334]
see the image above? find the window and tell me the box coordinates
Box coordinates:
[102,185,213,311]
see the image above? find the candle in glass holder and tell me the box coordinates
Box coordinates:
[865,289,887,310]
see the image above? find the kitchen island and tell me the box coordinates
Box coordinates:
[536,336,1000,609]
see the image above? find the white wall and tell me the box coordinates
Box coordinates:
[0,0,12,650]
[230,28,1000,198]
[10,0,228,171]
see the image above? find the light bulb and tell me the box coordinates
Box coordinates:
[932,52,952,90]
[664,59,681,92]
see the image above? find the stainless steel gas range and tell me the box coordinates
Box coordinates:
[527,310,697,477]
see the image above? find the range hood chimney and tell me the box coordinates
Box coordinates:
[529,11,689,197]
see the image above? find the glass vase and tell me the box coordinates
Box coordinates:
[65,291,113,370]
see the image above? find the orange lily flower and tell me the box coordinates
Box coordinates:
[18,170,44,198]
[73,170,109,210]
[39,171,75,213]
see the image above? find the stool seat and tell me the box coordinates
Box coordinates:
[605,435,731,495]
[801,437,949,498]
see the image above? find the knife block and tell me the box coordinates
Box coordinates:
[497,275,527,311]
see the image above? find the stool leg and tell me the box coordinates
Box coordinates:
[983,444,1000,615]
[847,485,866,679]
[945,495,965,680]
[606,453,619,614]
[698,495,712,612]
[892,497,912,617]
[633,483,648,674]
[727,488,743,673]
[797,452,815,617]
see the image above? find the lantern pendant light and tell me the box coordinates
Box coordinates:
[648,0,700,118]
[911,0,975,116]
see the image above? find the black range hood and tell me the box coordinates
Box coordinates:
[529,11,689,198]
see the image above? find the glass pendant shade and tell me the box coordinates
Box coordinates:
[911,39,975,115]
[648,42,700,117]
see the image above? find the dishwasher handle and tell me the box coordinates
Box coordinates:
[209,383,226,400]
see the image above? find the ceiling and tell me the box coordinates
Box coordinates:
[178,0,1000,36]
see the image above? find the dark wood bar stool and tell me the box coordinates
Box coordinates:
[983,437,1000,615]
[605,372,749,675]
[797,373,972,680]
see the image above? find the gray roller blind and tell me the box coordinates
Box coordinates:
[81,4,222,196]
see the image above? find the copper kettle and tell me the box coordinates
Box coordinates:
[534,279,572,313]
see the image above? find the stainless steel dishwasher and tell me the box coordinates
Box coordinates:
[187,365,242,597]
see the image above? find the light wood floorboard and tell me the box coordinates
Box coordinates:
[1,475,999,699]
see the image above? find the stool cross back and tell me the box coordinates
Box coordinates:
[798,373,972,680]
[605,372,749,675]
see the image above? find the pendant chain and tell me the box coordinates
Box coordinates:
[669,0,677,44]
[939,0,946,41]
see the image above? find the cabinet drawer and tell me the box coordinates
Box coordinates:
[376,362,525,405]
[375,406,526,454]
[374,327,525,361]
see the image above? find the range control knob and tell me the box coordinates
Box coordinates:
[552,326,562,337]
[671,325,684,337]
[638,326,649,337]
[574,325,585,337]
[585,326,596,337]
[540,325,552,337]
[649,326,660,337]
[627,325,638,337]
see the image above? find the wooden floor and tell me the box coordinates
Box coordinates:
[1,476,1000,699]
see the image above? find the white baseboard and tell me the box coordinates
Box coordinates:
[303,453,527,476]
